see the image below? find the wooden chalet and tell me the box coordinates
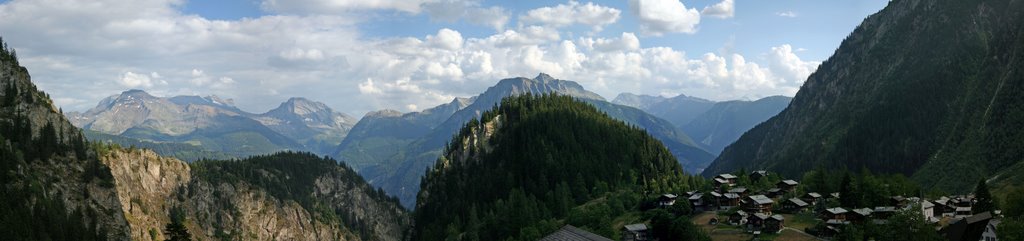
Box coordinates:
[873,206,897,220]
[783,198,809,213]
[822,207,848,222]
[688,193,705,209]
[747,213,769,231]
[658,194,678,207]
[621,223,650,241]
[743,195,775,215]
[764,215,785,234]
[729,210,748,225]
[750,170,768,181]
[722,193,741,207]
[849,208,872,223]
[776,180,799,192]
[765,188,783,198]
[802,192,823,205]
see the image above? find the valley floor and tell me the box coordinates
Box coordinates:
[693,212,820,241]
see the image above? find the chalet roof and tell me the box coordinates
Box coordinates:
[751,170,768,176]
[826,219,850,225]
[718,174,738,179]
[956,207,972,212]
[769,214,785,221]
[779,180,799,186]
[940,212,992,241]
[747,195,774,205]
[732,210,748,216]
[921,200,935,209]
[874,206,897,213]
[623,223,648,232]
[766,188,781,193]
[724,193,741,199]
[714,178,728,184]
[710,191,722,197]
[688,193,703,200]
[830,193,840,198]
[851,208,873,217]
[728,187,748,193]
[751,213,769,220]
[935,196,950,205]
[891,195,906,202]
[804,192,822,198]
[660,194,678,199]
[825,207,848,215]
[540,225,613,241]
[686,191,697,196]
[786,198,809,207]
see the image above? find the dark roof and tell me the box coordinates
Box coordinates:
[718,174,738,179]
[786,198,809,207]
[825,207,848,215]
[874,206,897,213]
[623,223,648,232]
[747,195,774,205]
[751,213,770,220]
[728,187,748,193]
[540,225,614,241]
[940,212,992,241]
[851,208,872,217]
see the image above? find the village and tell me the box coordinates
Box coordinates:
[616,171,1003,241]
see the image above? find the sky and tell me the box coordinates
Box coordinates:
[0,0,888,116]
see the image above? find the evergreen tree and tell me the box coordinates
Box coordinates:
[972,179,995,214]
[839,172,861,208]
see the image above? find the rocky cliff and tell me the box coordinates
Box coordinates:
[102,148,410,241]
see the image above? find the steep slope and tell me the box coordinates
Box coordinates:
[102,149,411,241]
[334,98,472,171]
[681,96,791,155]
[343,74,712,207]
[256,97,357,154]
[413,94,701,241]
[0,40,129,240]
[705,0,1024,192]
[69,92,355,157]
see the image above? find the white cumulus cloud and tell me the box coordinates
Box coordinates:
[628,0,701,36]
[702,0,734,19]
[520,1,621,33]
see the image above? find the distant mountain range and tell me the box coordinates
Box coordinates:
[67,91,356,157]
[336,73,713,207]
[613,93,791,155]
[705,0,1024,193]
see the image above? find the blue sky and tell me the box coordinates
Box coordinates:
[0,0,888,116]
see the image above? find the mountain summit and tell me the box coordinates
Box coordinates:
[335,73,712,207]
[68,91,355,158]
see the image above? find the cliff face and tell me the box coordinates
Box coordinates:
[102,149,410,241]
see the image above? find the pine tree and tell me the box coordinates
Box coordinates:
[972,179,995,214]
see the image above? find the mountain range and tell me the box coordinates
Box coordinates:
[0,42,409,241]
[336,73,714,207]
[67,91,356,158]
[613,93,791,155]
[705,0,1024,193]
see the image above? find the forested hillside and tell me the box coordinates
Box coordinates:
[706,0,1024,193]
[0,38,129,240]
[413,94,706,241]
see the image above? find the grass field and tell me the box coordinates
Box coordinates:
[692,211,821,241]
